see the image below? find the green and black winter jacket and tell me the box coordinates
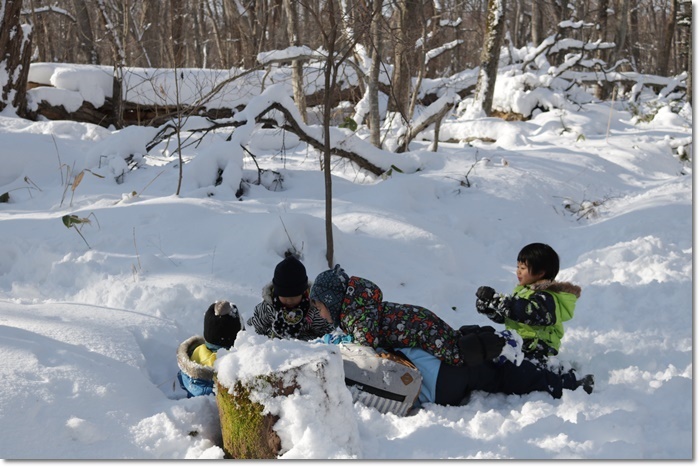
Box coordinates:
[479,280,581,358]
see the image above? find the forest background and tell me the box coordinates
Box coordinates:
[0,0,693,460]
[0,0,691,265]
[0,0,692,128]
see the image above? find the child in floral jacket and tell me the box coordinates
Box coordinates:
[475,242,582,363]
[310,264,510,367]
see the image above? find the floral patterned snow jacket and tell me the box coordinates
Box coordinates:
[338,276,464,365]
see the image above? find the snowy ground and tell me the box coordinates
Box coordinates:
[0,81,692,459]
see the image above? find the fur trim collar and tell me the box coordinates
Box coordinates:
[177,335,215,380]
[530,280,582,298]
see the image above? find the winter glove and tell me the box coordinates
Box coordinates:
[459,324,479,336]
[475,287,507,324]
[458,328,506,366]
[314,332,354,345]
[476,286,496,302]
[478,329,506,361]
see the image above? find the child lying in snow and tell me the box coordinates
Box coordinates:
[309,264,511,367]
[319,330,594,409]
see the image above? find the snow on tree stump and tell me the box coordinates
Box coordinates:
[214,376,294,459]
[214,332,362,459]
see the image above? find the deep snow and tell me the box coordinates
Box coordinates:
[0,62,693,459]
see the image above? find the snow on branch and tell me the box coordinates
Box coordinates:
[257,46,324,65]
[148,85,421,176]
[425,40,463,65]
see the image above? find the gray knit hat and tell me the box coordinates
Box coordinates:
[310,264,349,326]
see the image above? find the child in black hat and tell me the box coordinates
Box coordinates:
[247,252,333,340]
[176,300,244,398]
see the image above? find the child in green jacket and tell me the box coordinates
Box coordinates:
[475,242,581,364]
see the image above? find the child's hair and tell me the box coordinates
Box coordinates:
[517,243,559,280]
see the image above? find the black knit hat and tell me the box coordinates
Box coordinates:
[273,255,308,297]
[203,301,243,349]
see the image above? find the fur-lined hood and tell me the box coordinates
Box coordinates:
[529,280,582,298]
[261,280,314,303]
[177,335,215,381]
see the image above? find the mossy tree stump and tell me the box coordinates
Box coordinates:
[215,375,297,459]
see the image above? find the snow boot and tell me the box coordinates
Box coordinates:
[577,374,595,394]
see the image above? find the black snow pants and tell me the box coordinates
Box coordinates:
[434,359,577,406]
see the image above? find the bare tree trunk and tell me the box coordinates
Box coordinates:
[204,0,226,68]
[473,0,507,116]
[628,1,640,70]
[126,7,153,67]
[0,0,32,117]
[28,0,49,62]
[96,0,126,128]
[531,0,542,45]
[596,0,609,49]
[283,0,307,123]
[657,0,677,76]
[142,1,164,67]
[678,0,691,104]
[406,4,430,123]
[321,0,339,268]
[73,0,100,64]
[387,2,408,115]
[511,0,524,48]
[612,0,629,65]
[594,0,611,99]
[171,0,186,67]
[367,0,382,148]
[193,1,205,67]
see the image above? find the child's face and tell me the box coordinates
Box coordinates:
[279,295,303,308]
[311,299,333,324]
[516,261,545,286]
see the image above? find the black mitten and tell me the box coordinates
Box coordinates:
[477,330,505,361]
[476,286,496,302]
[458,329,506,365]
[458,332,486,366]
[459,324,480,336]
[475,287,507,323]
[459,325,497,336]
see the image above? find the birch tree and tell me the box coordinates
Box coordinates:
[283,0,307,123]
[367,0,383,148]
[678,0,691,103]
[471,0,506,116]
